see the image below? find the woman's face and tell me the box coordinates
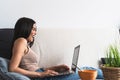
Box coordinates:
[27,24,37,42]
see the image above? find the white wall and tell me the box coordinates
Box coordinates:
[0,0,120,68]
[0,0,120,28]
[31,27,119,68]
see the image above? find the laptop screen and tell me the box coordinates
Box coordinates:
[71,45,80,72]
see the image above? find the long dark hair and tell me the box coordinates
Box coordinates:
[12,17,36,47]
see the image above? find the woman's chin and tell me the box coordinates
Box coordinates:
[28,39,33,42]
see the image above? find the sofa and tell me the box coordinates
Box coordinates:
[0,28,104,80]
[0,28,81,80]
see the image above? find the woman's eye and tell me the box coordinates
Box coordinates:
[32,28,37,31]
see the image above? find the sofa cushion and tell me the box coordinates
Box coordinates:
[0,69,13,80]
[0,57,30,80]
[0,69,30,80]
[0,57,14,80]
[0,57,9,72]
[7,72,30,80]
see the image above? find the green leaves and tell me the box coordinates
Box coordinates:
[105,44,120,67]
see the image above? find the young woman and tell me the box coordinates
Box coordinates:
[9,17,79,80]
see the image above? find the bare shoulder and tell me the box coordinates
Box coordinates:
[14,38,27,49]
[14,38,27,46]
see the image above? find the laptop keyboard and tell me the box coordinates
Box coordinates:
[58,70,74,76]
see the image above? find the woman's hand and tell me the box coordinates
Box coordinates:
[39,70,59,77]
[58,64,70,72]
[52,64,70,72]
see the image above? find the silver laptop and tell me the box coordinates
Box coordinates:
[54,45,80,76]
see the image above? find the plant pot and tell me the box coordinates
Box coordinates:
[101,66,120,80]
[78,70,97,80]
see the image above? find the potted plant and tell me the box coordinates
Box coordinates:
[101,44,120,80]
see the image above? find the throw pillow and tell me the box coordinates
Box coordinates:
[0,57,9,72]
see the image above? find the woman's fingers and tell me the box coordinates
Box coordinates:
[46,70,59,76]
[50,70,59,75]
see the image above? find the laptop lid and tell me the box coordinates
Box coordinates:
[71,45,80,72]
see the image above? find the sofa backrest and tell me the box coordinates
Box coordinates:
[0,28,13,59]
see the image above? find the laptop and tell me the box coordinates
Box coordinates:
[54,45,80,76]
